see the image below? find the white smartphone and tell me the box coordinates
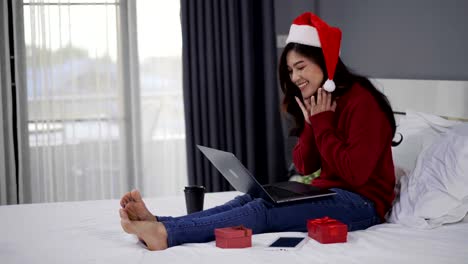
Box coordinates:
[265,236,308,251]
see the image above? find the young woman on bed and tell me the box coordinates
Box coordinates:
[119,12,400,250]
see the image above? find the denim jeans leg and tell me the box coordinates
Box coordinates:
[267,188,381,232]
[162,197,272,247]
[162,188,380,247]
[156,194,254,223]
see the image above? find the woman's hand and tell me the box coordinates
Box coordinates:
[295,88,337,124]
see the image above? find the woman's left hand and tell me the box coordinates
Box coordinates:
[310,88,337,116]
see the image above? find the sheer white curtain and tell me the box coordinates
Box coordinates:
[136,0,187,198]
[22,0,131,202]
[9,0,186,203]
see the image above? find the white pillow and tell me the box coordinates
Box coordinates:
[392,110,460,176]
[389,123,468,228]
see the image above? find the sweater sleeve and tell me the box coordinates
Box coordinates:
[309,99,390,187]
[292,123,321,175]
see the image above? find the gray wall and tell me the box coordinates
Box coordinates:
[275,0,319,35]
[275,0,468,81]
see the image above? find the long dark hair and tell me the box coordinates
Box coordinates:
[279,43,401,146]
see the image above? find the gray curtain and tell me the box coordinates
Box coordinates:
[0,0,26,205]
[181,0,287,192]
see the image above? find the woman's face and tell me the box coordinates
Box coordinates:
[286,50,324,100]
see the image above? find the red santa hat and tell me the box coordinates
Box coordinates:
[286,12,342,92]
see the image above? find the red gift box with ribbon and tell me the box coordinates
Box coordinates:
[215,225,252,249]
[307,217,348,244]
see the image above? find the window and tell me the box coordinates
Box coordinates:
[20,0,186,202]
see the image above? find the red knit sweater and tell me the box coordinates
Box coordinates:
[293,83,395,221]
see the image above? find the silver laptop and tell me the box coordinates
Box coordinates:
[197,145,336,204]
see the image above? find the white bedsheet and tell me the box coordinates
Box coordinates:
[1,191,467,264]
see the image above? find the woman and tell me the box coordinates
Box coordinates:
[119,12,399,251]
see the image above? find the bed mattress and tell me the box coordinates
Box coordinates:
[1,191,467,264]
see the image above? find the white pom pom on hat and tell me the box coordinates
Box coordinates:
[286,12,342,92]
[323,79,335,92]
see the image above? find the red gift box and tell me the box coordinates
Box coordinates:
[307,217,348,244]
[215,225,252,249]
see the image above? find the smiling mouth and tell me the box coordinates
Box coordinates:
[297,81,308,90]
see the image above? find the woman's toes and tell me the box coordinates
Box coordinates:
[121,219,133,234]
[120,209,136,234]
[119,208,128,220]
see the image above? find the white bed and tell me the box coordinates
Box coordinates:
[2,78,468,263]
[1,190,467,264]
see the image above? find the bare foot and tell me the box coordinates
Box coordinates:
[120,189,156,222]
[120,209,168,251]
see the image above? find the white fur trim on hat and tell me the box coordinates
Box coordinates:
[285,24,321,47]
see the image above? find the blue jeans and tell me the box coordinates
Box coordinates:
[158,188,381,247]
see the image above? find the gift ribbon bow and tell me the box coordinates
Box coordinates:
[310,217,341,236]
[232,225,250,236]
[309,217,338,225]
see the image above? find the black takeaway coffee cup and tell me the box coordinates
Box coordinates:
[184,185,206,214]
